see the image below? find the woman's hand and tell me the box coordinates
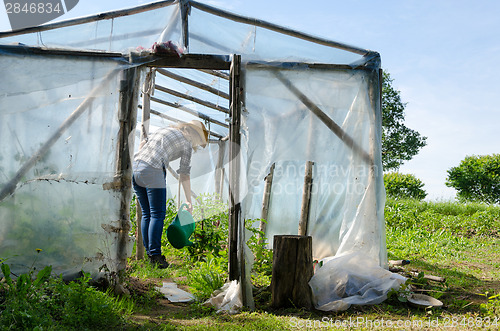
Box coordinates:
[185,201,193,214]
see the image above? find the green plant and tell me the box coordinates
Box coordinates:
[480,292,500,317]
[446,154,500,204]
[0,250,133,329]
[186,194,229,260]
[384,172,427,200]
[0,251,53,329]
[186,255,227,300]
[245,219,273,287]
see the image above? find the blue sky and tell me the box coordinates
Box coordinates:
[1,0,499,200]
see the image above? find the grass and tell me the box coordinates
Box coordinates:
[2,196,500,329]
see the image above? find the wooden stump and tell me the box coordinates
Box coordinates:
[271,235,313,309]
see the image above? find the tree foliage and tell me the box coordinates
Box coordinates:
[446,154,500,204]
[381,71,427,170]
[384,172,427,200]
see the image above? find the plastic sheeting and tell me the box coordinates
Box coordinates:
[310,253,406,311]
[242,65,386,264]
[0,48,137,278]
[1,0,390,309]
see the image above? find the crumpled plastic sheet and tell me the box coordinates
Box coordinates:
[204,280,242,314]
[309,252,407,312]
[155,282,195,303]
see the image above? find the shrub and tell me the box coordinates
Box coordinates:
[384,172,427,200]
[446,154,500,204]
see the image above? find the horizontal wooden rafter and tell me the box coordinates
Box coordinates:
[198,69,230,80]
[157,68,229,100]
[150,96,228,128]
[155,83,230,114]
[138,104,224,139]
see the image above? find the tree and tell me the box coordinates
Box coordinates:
[381,71,427,170]
[445,154,500,204]
[384,172,427,200]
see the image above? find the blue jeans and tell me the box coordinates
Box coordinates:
[133,160,166,256]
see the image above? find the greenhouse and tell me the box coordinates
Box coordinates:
[0,0,402,311]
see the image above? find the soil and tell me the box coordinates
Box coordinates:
[126,276,193,326]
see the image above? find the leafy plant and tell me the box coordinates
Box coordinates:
[384,172,427,200]
[245,219,273,287]
[186,256,226,300]
[446,154,500,204]
[0,250,133,329]
[186,194,229,260]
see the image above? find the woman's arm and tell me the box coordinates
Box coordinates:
[179,173,193,213]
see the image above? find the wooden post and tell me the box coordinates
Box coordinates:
[259,163,275,244]
[228,54,254,310]
[271,235,313,309]
[215,140,226,199]
[228,54,241,282]
[298,161,314,236]
[116,67,140,294]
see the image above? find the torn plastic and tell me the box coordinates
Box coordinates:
[155,282,195,303]
[204,280,242,315]
[309,252,406,312]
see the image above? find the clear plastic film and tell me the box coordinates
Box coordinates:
[0,50,139,278]
[0,0,390,309]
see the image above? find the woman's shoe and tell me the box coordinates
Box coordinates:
[149,254,169,269]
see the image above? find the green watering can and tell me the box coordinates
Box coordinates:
[166,203,196,249]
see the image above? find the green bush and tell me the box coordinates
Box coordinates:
[446,154,500,204]
[0,260,133,329]
[384,172,427,200]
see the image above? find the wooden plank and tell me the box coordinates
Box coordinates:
[155,84,230,114]
[157,68,230,100]
[146,54,231,70]
[298,161,314,236]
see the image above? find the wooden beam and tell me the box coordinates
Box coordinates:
[259,163,275,244]
[155,84,230,114]
[157,68,230,100]
[0,0,176,38]
[298,161,314,236]
[115,67,140,294]
[198,69,230,80]
[146,54,231,70]
[215,141,227,198]
[149,96,228,129]
[228,55,241,282]
[138,105,225,139]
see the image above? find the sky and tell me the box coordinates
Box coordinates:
[1,0,499,201]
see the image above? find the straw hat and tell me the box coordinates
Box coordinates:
[185,120,209,147]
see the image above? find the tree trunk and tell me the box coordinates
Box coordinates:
[271,235,313,309]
